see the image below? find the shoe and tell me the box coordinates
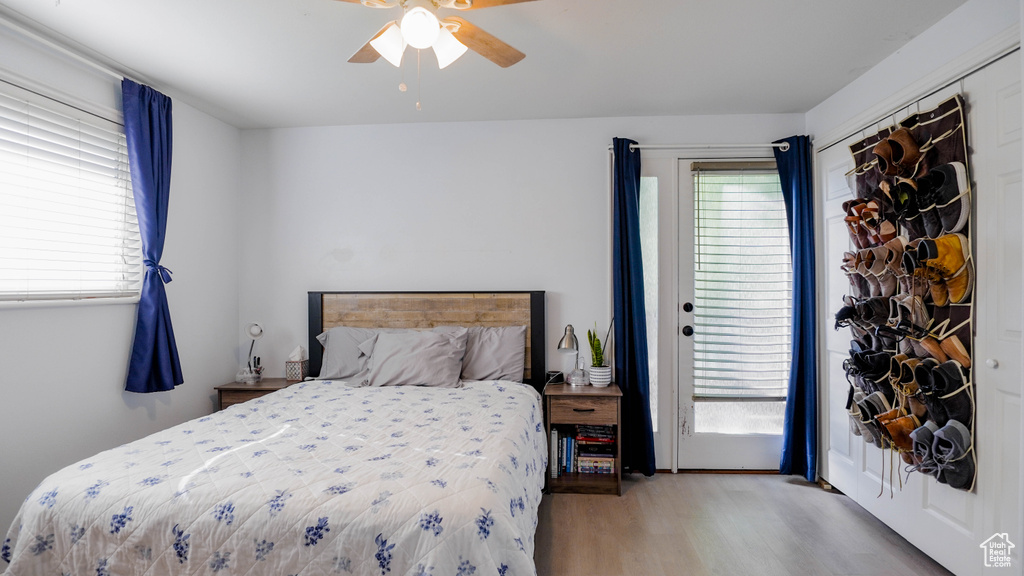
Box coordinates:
[859,200,896,246]
[907,421,940,477]
[900,204,928,240]
[924,271,950,307]
[843,199,871,249]
[846,385,862,437]
[902,240,951,306]
[874,128,922,178]
[887,293,929,337]
[914,358,948,427]
[850,351,894,397]
[918,233,974,303]
[857,246,897,297]
[932,420,975,490]
[857,391,892,447]
[907,394,928,420]
[850,388,877,444]
[898,274,930,299]
[917,162,971,235]
[939,335,971,368]
[835,303,864,331]
[915,196,944,240]
[856,297,890,327]
[932,361,973,428]
[882,236,909,277]
[894,356,922,397]
[918,233,969,278]
[873,138,898,177]
[917,336,949,363]
[883,413,921,453]
[847,271,872,299]
[890,178,920,219]
[943,261,974,305]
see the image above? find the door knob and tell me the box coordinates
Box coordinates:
[986,358,999,369]
[682,325,694,337]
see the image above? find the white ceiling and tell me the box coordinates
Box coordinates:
[0,0,966,129]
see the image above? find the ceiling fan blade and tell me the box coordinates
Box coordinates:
[333,0,399,6]
[452,0,539,9]
[348,23,393,63]
[444,16,524,68]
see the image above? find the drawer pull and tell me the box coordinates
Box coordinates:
[572,408,596,412]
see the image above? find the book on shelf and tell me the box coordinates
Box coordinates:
[575,424,615,443]
[550,424,617,476]
[549,429,559,479]
[576,442,615,458]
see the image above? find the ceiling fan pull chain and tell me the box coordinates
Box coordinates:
[416,50,423,111]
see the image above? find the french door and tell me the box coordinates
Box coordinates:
[676,160,788,470]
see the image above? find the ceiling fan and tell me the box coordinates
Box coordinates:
[338,0,538,69]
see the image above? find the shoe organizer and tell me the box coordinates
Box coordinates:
[838,93,976,492]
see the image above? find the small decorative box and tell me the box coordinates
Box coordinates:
[285,360,308,382]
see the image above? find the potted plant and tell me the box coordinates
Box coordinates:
[588,324,612,387]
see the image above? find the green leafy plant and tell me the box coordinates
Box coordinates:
[587,325,607,367]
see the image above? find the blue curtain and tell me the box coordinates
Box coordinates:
[612,137,656,476]
[123,79,182,393]
[774,135,817,482]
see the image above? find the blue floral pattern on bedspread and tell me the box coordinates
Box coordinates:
[1,381,546,576]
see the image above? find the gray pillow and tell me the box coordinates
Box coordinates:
[361,329,469,387]
[436,325,526,382]
[316,326,381,379]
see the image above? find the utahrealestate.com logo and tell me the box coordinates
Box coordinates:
[979,533,1015,568]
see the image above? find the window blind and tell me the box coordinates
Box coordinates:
[0,81,141,301]
[692,165,792,400]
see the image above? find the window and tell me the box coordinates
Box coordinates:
[639,177,658,431]
[0,81,141,302]
[692,165,791,434]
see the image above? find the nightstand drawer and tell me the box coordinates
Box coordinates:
[219,389,274,408]
[549,396,617,425]
[214,379,293,411]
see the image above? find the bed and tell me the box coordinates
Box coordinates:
[2,291,547,576]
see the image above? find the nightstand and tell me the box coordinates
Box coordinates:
[214,378,293,410]
[544,383,622,495]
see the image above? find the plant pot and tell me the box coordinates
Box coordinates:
[590,366,612,387]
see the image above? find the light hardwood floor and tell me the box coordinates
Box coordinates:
[534,473,952,576]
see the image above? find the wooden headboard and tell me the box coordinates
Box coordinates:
[308,291,546,393]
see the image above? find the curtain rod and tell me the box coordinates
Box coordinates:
[607,142,790,152]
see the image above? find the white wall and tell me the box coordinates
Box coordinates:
[236,114,804,382]
[807,0,1019,143]
[0,26,242,535]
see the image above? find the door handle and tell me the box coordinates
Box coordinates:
[572,408,596,412]
[681,325,694,337]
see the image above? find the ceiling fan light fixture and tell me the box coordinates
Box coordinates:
[401,6,441,49]
[432,27,468,69]
[369,21,406,67]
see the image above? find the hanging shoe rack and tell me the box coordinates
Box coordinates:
[837,93,976,493]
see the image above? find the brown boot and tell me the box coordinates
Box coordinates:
[884,414,921,452]
[918,233,970,281]
[943,261,975,304]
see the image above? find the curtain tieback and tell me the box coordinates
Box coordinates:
[144,260,173,283]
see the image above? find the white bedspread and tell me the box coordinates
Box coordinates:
[2,380,546,576]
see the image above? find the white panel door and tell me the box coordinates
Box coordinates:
[818,52,1021,576]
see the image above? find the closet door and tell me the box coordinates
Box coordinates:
[818,52,1021,576]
